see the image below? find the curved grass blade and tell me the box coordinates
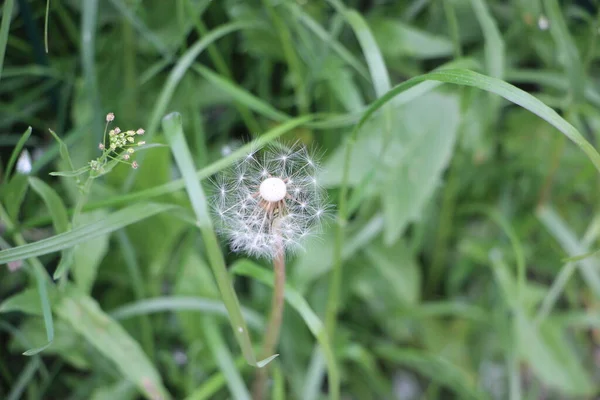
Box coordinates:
[110,296,264,330]
[162,112,274,368]
[5,127,32,179]
[231,260,340,400]
[192,64,289,122]
[469,0,504,79]
[7,358,40,400]
[287,2,369,80]
[201,317,251,400]
[345,68,600,189]
[44,0,50,53]
[124,20,260,190]
[0,203,55,356]
[327,0,390,97]
[544,0,585,102]
[56,288,171,399]
[0,0,15,82]
[108,0,171,57]
[184,357,246,400]
[461,205,526,300]
[23,261,54,356]
[374,344,486,400]
[562,249,600,263]
[0,203,174,264]
[28,177,69,233]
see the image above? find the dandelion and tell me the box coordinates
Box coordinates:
[212,141,328,259]
[212,141,329,399]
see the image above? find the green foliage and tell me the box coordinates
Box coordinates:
[2,1,600,399]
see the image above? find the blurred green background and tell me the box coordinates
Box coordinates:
[1,0,600,399]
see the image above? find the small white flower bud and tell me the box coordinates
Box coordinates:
[106,112,115,122]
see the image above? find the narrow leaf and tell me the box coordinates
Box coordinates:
[5,127,32,179]
[55,288,171,399]
[0,203,174,264]
[162,112,267,367]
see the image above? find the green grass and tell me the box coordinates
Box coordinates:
[2,1,600,399]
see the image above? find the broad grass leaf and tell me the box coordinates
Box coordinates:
[3,174,29,220]
[517,316,594,396]
[381,92,460,243]
[28,177,69,233]
[173,245,221,342]
[90,380,137,400]
[55,288,171,399]
[369,18,454,60]
[28,176,74,281]
[322,91,460,244]
[0,288,57,316]
[375,344,486,400]
[9,317,90,370]
[72,210,109,293]
[363,238,421,306]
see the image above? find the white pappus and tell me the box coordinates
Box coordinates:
[212,141,329,258]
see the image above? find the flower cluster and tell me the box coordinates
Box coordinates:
[89,113,145,171]
[212,141,329,258]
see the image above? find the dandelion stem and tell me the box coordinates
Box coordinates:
[252,243,286,400]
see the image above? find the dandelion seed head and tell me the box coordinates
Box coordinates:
[211,141,330,258]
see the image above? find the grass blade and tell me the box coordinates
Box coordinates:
[110,296,264,330]
[44,0,50,53]
[7,358,39,400]
[184,357,246,400]
[124,20,260,190]
[162,112,272,367]
[374,345,486,400]
[287,2,369,80]
[5,127,32,180]
[192,64,289,122]
[23,262,54,356]
[56,288,171,399]
[0,203,174,264]
[201,317,251,400]
[0,0,15,82]
[469,0,504,79]
[0,203,55,356]
[28,177,69,233]
[351,69,600,174]
[537,205,600,299]
[544,0,585,102]
[48,129,76,171]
